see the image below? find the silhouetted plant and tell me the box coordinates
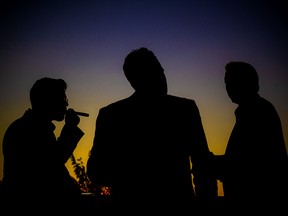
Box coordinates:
[70,154,111,196]
[70,154,93,193]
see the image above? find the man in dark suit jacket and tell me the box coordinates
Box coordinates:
[211,61,288,213]
[1,77,84,213]
[87,47,217,213]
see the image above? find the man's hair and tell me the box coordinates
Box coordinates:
[30,77,67,109]
[225,61,259,92]
[123,47,164,83]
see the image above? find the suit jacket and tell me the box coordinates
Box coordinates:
[222,95,288,212]
[2,109,84,211]
[87,93,217,212]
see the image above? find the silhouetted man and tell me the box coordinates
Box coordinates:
[87,47,218,214]
[1,77,84,213]
[212,61,288,213]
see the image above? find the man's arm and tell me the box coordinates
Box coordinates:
[58,109,84,163]
[188,100,218,198]
[87,108,113,187]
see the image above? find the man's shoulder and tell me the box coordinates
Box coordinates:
[99,95,198,113]
[167,95,196,105]
[99,97,131,111]
[5,113,27,131]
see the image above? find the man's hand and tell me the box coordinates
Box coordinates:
[65,108,80,126]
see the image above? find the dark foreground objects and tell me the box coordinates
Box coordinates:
[1,77,84,214]
[211,61,288,214]
[87,47,218,214]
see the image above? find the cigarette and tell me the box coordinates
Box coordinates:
[75,111,89,117]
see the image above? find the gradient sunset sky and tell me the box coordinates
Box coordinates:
[1,0,287,196]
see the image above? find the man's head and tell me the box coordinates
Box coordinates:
[30,77,68,121]
[123,47,167,96]
[224,61,259,104]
